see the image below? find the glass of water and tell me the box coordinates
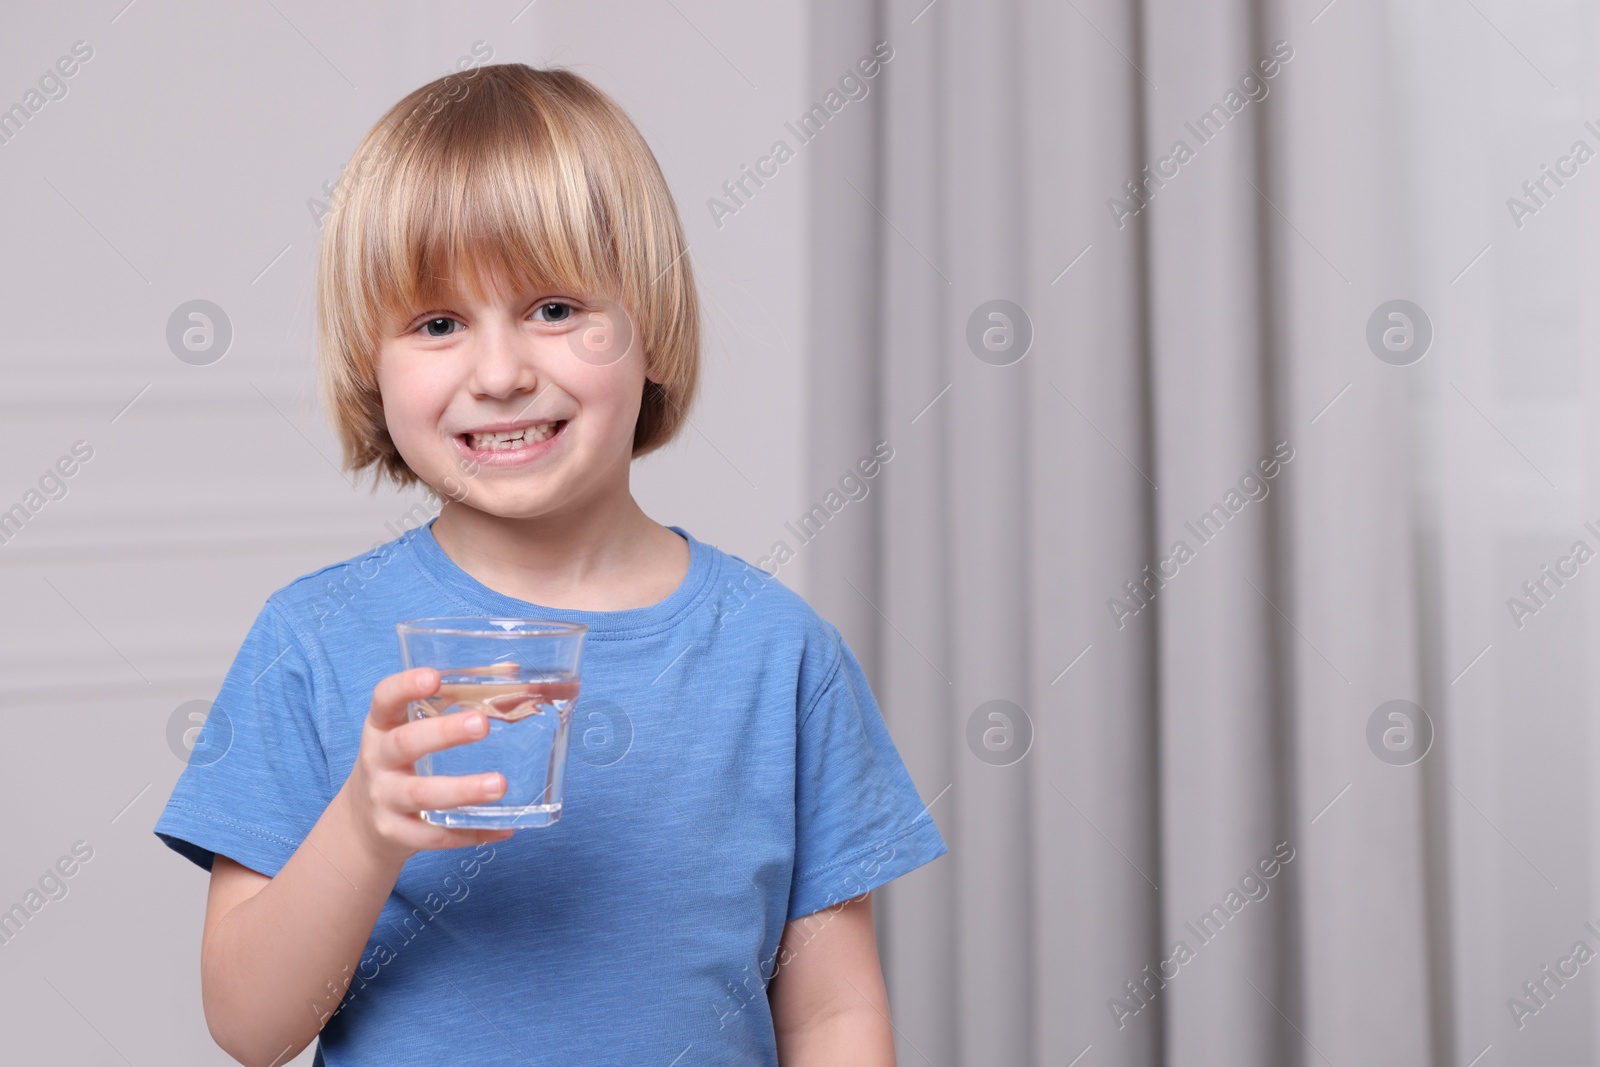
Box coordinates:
[396,618,587,829]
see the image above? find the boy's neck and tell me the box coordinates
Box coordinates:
[427,486,690,613]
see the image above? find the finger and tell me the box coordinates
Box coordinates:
[382,770,506,814]
[407,824,517,853]
[367,667,440,731]
[380,707,491,768]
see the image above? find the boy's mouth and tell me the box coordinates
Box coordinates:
[459,420,567,452]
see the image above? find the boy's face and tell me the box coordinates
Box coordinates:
[376,271,650,519]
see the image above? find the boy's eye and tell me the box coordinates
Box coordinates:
[534,302,575,323]
[419,317,461,338]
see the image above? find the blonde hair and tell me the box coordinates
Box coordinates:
[315,63,700,491]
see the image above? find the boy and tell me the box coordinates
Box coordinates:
[153,63,946,1066]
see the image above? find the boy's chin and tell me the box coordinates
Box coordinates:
[442,492,573,523]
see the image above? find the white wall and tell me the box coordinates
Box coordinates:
[0,1,808,1061]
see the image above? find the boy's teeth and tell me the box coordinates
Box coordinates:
[467,423,559,450]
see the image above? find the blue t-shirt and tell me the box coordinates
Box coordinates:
[153,520,947,1066]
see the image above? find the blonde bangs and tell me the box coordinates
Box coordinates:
[316,64,700,491]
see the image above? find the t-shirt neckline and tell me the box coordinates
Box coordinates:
[402,517,717,641]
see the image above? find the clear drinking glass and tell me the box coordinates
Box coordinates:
[395,618,587,829]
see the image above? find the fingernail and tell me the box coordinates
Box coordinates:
[466,714,487,736]
[482,774,503,797]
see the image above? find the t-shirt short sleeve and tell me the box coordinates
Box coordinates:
[787,633,948,921]
[153,597,333,877]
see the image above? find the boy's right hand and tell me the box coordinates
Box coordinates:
[340,666,514,866]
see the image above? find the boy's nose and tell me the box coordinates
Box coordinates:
[467,327,542,399]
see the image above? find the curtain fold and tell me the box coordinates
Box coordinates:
[805,1,1444,1064]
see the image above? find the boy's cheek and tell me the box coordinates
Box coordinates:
[438,474,469,502]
